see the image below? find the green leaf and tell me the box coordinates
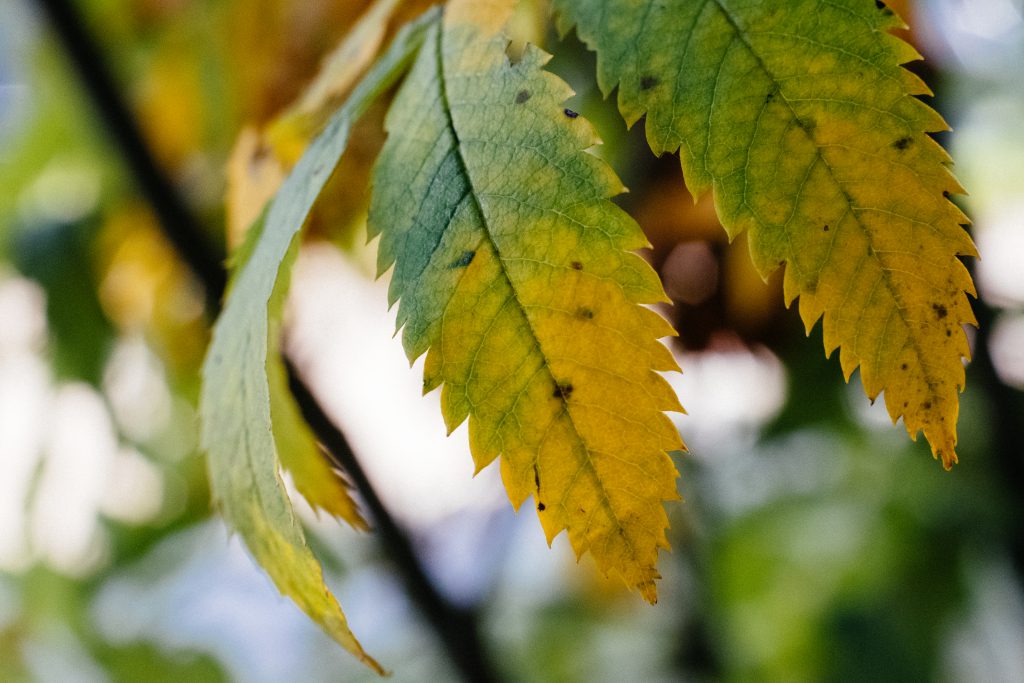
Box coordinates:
[554,0,977,468]
[199,9,439,671]
[368,1,684,602]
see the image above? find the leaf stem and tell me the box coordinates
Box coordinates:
[34,1,503,680]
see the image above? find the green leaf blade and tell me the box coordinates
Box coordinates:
[199,9,439,672]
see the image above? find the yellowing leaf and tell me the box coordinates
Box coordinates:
[199,11,438,672]
[368,3,684,602]
[555,0,977,467]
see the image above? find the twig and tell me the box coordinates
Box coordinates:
[35,0,502,680]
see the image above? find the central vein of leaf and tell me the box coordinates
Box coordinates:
[711,0,937,398]
[434,26,634,548]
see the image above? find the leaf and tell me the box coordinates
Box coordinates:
[368,0,684,602]
[554,0,977,468]
[199,10,438,672]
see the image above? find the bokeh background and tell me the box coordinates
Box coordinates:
[2,0,1023,681]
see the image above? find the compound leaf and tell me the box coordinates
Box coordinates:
[555,0,977,467]
[369,0,684,602]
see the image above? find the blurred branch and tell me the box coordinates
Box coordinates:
[33,0,226,312]
[286,358,501,683]
[35,1,502,680]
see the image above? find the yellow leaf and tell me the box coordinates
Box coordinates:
[556,0,977,467]
[369,4,684,601]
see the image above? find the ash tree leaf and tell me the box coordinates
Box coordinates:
[199,9,438,672]
[369,0,684,602]
[554,0,977,468]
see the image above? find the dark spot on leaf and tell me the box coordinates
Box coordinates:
[903,401,909,408]
[797,117,816,132]
[946,329,952,337]
[563,108,579,118]
[875,0,885,7]
[901,363,908,370]
[450,250,475,268]
[893,137,912,151]
[570,261,583,270]
[537,502,546,511]
[765,92,775,103]
[515,89,531,104]
[577,307,595,320]
[923,401,932,409]
[640,75,659,90]
[554,382,574,399]
[823,224,829,232]
[943,190,951,198]
[932,303,948,319]
[533,465,540,490]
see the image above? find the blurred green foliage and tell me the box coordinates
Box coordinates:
[1,1,1022,681]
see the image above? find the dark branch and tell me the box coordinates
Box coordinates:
[36,1,501,680]
[35,0,225,311]
[286,359,502,683]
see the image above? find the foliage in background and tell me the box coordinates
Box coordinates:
[2,0,1023,681]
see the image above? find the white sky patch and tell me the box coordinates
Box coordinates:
[29,383,115,577]
[989,313,1024,389]
[103,335,173,444]
[99,446,165,525]
[665,340,787,451]
[974,202,1024,307]
[286,243,506,529]
[0,275,50,571]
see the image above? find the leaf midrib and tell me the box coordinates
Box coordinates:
[433,23,639,554]
[710,0,941,405]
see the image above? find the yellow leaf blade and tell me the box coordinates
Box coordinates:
[370,6,684,601]
[556,0,977,467]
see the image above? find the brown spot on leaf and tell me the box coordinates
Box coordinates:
[797,117,817,133]
[901,363,908,370]
[570,261,583,270]
[554,382,574,400]
[533,465,540,490]
[932,303,948,319]
[923,401,932,409]
[823,224,830,232]
[640,75,659,90]
[893,137,912,151]
[537,502,546,511]
[515,89,531,104]
[577,307,595,320]
[450,250,475,268]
